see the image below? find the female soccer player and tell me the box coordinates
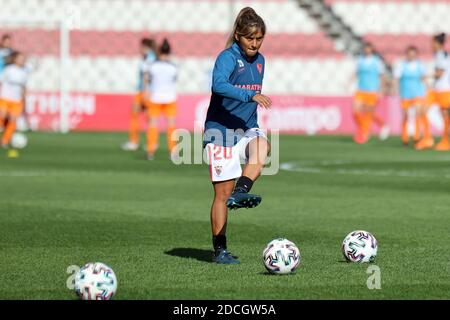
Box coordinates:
[145,39,178,160]
[0,51,29,148]
[352,43,389,144]
[423,33,450,151]
[393,46,430,147]
[0,34,13,131]
[0,34,13,74]
[121,38,156,151]
[203,7,271,264]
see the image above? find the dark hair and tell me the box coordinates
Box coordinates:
[433,33,446,45]
[141,38,156,50]
[5,50,22,65]
[226,7,266,48]
[406,45,418,53]
[364,42,374,50]
[1,34,12,42]
[159,38,171,55]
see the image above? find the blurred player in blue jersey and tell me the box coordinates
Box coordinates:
[352,43,389,144]
[121,38,156,151]
[393,46,431,148]
[203,7,271,264]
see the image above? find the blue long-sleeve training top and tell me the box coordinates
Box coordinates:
[203,42,265,147]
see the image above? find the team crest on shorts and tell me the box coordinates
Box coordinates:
[214,166,223,176]
[257,63,263,74]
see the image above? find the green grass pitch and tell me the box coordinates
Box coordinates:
[0,132,450,299]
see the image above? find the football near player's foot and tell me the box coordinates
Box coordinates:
[121,141,139,151]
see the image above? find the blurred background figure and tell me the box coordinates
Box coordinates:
[351,43,389,144]
[0,51,29,149]
[426,33,450,151]
[145,39,178,160]
[0,0,449,148]
[393,46,430,148]
[121,38,157,151]
[0,34,13,132]
[0,34,13,73]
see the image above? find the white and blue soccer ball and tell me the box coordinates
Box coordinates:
[342,230,378,263]
[10,132,28,149]
[74,262,117,300]
[263,238,301,274]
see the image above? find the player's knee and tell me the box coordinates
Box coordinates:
[214,187,232,202]
[257,139,270,158]
[214,193,230,203]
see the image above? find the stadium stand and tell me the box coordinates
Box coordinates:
[326,0,450,62]
[0,0,352,95]
[1,0,449,96]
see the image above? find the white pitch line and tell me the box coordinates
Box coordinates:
[0,171,49,177]
[280,161,450,180]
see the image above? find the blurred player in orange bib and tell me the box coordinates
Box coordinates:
[0,34,14,132]
[352,43,389,144]
[393,46,430,148]
[121,38,156,151]
[145,39,178,160]
[0,51,29,148]
[421,33,450,151]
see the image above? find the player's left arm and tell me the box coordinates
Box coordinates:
[21,86,27,114]
[142,66,152,101]
[419,63,431,91]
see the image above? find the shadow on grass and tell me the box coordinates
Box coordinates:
[165,248,214,263]
[259,271,298,276]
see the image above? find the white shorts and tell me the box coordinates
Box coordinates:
[205,128,267,182]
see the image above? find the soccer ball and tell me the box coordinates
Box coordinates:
[263,238,301,274]
[74,262,117,300]
[342,230,378,263]
[10,132,27,149]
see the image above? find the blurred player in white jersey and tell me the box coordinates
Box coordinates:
[0,34,13,74]
[0,51,29,148]
[424,33,450,151]
[121,38,156,151]
[145,39,178,160]
[0,34,14,131]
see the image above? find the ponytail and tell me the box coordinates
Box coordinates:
[226,7,266,48]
